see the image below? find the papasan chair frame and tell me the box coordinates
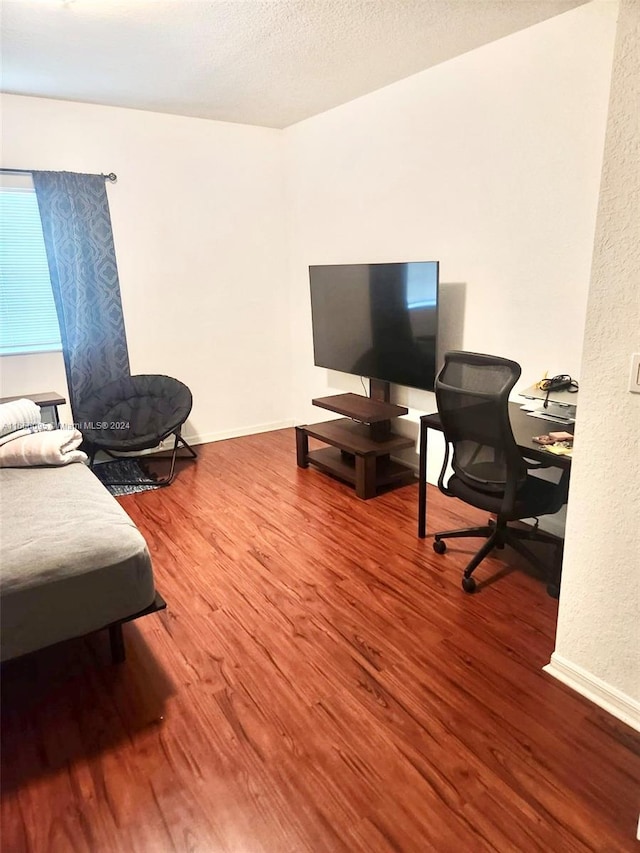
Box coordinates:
[77,374,197,487]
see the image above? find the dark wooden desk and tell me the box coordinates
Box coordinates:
[418,402,573,537]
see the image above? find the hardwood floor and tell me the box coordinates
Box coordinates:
[2,430,639,852]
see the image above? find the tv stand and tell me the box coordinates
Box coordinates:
[295,393,415,499]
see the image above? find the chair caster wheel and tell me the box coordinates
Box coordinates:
[433,540,447,554]
[462,576,477,593]
[546,583,560,599]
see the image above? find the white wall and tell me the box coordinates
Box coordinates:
[546,0,640,729]
[284,1,617,486]
[0,95,292,441]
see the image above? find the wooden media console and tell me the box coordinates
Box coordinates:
[295,393,415,499]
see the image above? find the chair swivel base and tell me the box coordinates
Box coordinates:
[433,519,562,595]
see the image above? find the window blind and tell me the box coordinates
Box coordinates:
[0,187,62,356]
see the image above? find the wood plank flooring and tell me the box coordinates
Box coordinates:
[2,429,639,852]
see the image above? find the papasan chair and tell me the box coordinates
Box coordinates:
[77,374,197,487]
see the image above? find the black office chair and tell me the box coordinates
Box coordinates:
[432,351,568,595]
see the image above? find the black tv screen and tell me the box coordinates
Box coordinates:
[309,262,439,392]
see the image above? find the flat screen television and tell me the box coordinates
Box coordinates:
[309,261,439,393]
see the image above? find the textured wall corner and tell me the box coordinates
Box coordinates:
[553,0,640,705]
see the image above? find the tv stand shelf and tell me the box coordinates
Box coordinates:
[312,393,407,421]
[295,394,415,499]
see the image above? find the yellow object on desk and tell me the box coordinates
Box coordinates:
[543,441,573,457]
[535,371,549,390]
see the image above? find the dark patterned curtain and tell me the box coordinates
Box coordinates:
[32,171,130,415]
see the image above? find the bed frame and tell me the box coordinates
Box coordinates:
[107,591,167,663]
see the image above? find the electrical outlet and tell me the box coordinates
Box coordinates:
[629,353,640,394]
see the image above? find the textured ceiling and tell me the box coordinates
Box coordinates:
[2,0,587,129]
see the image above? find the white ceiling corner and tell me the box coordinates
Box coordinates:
[1,0,589,129]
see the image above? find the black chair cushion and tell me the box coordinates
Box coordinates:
[76,375,192,452]
[447,472,565,521]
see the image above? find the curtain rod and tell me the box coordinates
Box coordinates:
[0,168,117,182]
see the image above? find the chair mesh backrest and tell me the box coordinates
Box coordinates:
[436,351,526,494]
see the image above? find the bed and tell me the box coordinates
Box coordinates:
[0,462,163,663]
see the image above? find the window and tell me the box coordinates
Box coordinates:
[0,187,62,355]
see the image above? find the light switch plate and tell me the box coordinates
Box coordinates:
[629,353,640,394]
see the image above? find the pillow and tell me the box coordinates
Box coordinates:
[0,398,42,439]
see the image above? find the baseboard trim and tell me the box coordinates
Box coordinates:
[543,653,640,732]
[159,419,295,449]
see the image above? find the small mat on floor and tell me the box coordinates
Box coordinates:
[92,459,161,497]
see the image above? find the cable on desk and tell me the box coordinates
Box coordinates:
[536,374,579,408]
